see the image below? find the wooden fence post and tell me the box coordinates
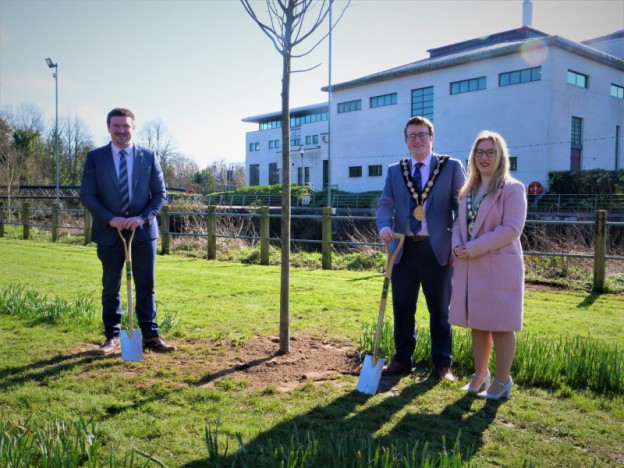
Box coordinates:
[593,209,607,293]
[51,203,60,242]
[0,202,4,237]
[207,205,216,260]
[22,202,30,240]
[160,205,170,255]
[322,206,332,270]
[260,206,269,265]
[83,208,91,245]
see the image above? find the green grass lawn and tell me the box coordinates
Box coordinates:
[0,238,623,466]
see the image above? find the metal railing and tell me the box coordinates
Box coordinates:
[200,192,624,213]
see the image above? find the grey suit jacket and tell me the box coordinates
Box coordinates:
[376,154,466,266]
[80,143,166,246]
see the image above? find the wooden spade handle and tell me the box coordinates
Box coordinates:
[117,229,136,335]
[372,234,405,365]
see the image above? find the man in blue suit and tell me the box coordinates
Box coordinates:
[377,116,466,380]
[80,108,175,354]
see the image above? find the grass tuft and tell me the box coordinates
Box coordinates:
[0,283,97,325]
[360,323,624,394]
[204,423,469,467]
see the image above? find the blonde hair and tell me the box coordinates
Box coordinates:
[459,130,512,199]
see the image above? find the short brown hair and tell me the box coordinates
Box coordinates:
[404,116,434,140]
[107,108,136,127]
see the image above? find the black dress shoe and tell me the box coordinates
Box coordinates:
[382,360,412,376]
[142,337,176,353]
[435,366,456,382]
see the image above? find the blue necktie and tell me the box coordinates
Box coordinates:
[410,162,423,234]
[119,150,130,214]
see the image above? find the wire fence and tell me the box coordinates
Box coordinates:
[1,201,622,292]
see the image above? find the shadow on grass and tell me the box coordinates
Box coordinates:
[194,355,277,386]
[0,350,117,392]
[577,292,600,308]
[181,371,501,466]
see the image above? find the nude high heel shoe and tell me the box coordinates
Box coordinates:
[461,370,491,394]
[477,377,513,400]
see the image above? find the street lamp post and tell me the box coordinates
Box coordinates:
[45,57,59,205]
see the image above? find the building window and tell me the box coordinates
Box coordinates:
[349,166,362,178]
[290,129,301,147]
[249,142,259,152]
[268,163,279,185]
[267,139,280,149]
[499,67,541,87]
[509,157,517,171]
[450,77,486,95]
[297,167,311,186]
[411,86,434,120]
[370,93,397,108]
[291,111,327,128]
[249,164,260,186]
[567,70,588,88]
[305,134,319,145]
[571,116,583,171]
[611,84,624,99]
[571,116,583,147]
[368,165,382,177]
[259,119,281,131]
[337,99,362,113]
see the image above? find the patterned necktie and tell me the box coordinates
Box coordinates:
[119,149,130,214]
[409,162,424,234]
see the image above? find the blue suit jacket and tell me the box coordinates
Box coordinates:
[376,154,466,266]
[80,143,166,246]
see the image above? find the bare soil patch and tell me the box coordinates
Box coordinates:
[74,335,362,393]
[193,335,361,392]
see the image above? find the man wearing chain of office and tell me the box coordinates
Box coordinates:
[376,116,466,381]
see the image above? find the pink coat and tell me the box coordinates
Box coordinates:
[449,179,527,331]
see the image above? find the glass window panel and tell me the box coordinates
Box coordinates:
[349,166,362,177]
[249,164,259,186]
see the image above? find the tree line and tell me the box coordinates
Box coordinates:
[0,102,246,200]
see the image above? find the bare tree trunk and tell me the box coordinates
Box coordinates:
[279,1,294,354]
[241,0,350,355]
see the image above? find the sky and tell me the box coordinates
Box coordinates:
[1,0,622,169]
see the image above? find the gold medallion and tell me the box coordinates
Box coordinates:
[414,205,426,221]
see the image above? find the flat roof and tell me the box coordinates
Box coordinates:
[242,102,329,123]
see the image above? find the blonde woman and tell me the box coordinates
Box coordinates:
[450,131,527,400]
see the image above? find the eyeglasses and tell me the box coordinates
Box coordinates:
[475,149,497,159]
[406,132,430,141]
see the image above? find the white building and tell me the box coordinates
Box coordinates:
[243,26,624,193]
